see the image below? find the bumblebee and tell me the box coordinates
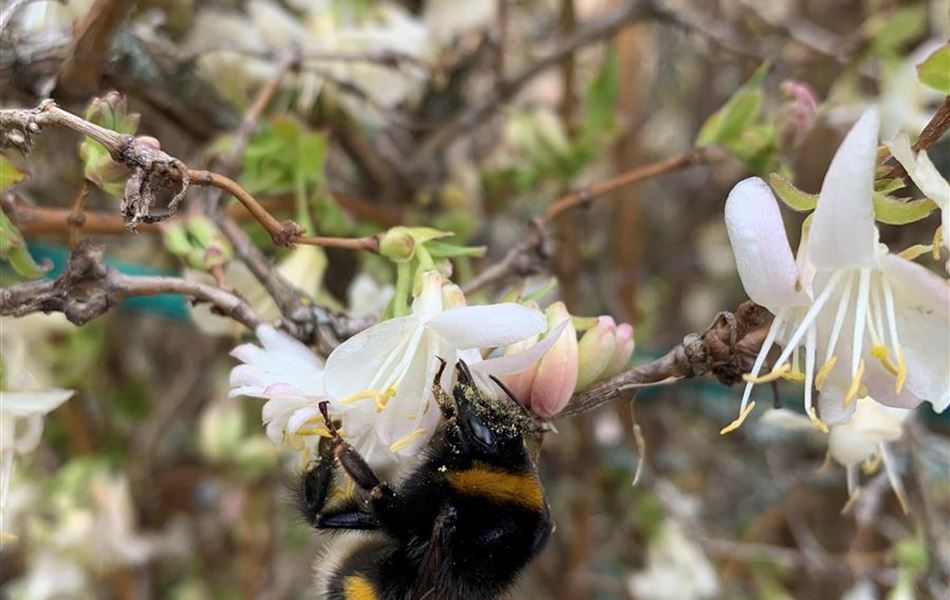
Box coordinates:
[299,359,553,600]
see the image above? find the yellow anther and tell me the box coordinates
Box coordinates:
[389,428,428,453]
[341,389,386,405]
[815,356,837,391]
[293,425,334,438]
[720,401,756,435]
[742,363,791,384]
[806,406,829,434]
[898,243,933,261]
[781,370,806,382]
[375,388,396,412]
[843,359,865,407]
[0,531,17,543]
[871,345,899,376]
[862,452,882,475]
[895,346,906,394]
[933,225,944,261]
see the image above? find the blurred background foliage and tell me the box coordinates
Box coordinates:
[0,0,948,599]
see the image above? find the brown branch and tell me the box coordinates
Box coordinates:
[885,96,950,179]
[68,182,92,248]
[558,301,772,417]
[463,149,707,294]
[543,149,701,221]
[0,101,382,252]
[0,241,262,329]
[56,0,130,98]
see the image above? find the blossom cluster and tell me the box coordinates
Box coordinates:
[228,271,635,463]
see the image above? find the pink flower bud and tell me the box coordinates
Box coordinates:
[135,135,161,151]
[779,80,818,151]
[575,316,617,391]
[602,323,635,378]
[501,335,540,401]
[528,302,578,418]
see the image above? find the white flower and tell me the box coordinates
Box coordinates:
[229,325,334,451]
[885,132,950,268]
[826,396,911,509]
[723,108,950,435]
[325,270,545,457]
[347,273,394,318]
[627,520,719,600]
[1,316,75,542]
[5,550,90,600]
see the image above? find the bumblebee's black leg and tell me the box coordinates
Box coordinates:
[298,436,336,528]
[432,357,456,419]
[317,402,407,534]
[316,498,381,530]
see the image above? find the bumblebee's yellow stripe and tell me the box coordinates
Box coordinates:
[343,575,378,600]
[445,463,544,511]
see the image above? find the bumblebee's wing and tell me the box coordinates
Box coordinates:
[409,508,455,600]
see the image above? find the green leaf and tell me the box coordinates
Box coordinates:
[0,210,49,278]
[425,241,486,258]
[583,44,619,134]
[769,173,817,211]
[0,155,48,278]
[872,192,936,224]
[0,154,27,191]
[865,5,927,59]
[696,63,769,147]
[917,44,950,93]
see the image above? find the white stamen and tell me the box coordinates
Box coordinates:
[851,269,871,376]
[824,273,855,365]
[771,271,843,370]
[804,323,817,415]
[881,276,902,352]
[880,443,909,514]
[846,463,858,498]
[739,310,786,412]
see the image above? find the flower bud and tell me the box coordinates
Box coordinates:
[441,283,467,309]
[575,316,617,391]
[779,80,818,151]
[379,226,416,262]
[528,302,578,418]
[501,334,540,401]
[602,323,635,378]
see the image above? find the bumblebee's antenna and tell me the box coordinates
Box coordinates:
[455,359,475,385]
[489,374,535,421]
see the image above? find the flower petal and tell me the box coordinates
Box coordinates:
[324,316,420,399]
[881,254,950,412]
[0,389,74,416]
[256,325,323,370]
[725,177,810,309]
[886,133,950,208]
[470,320,569,376]
[810,108,880,269]
[426,303,546,350]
